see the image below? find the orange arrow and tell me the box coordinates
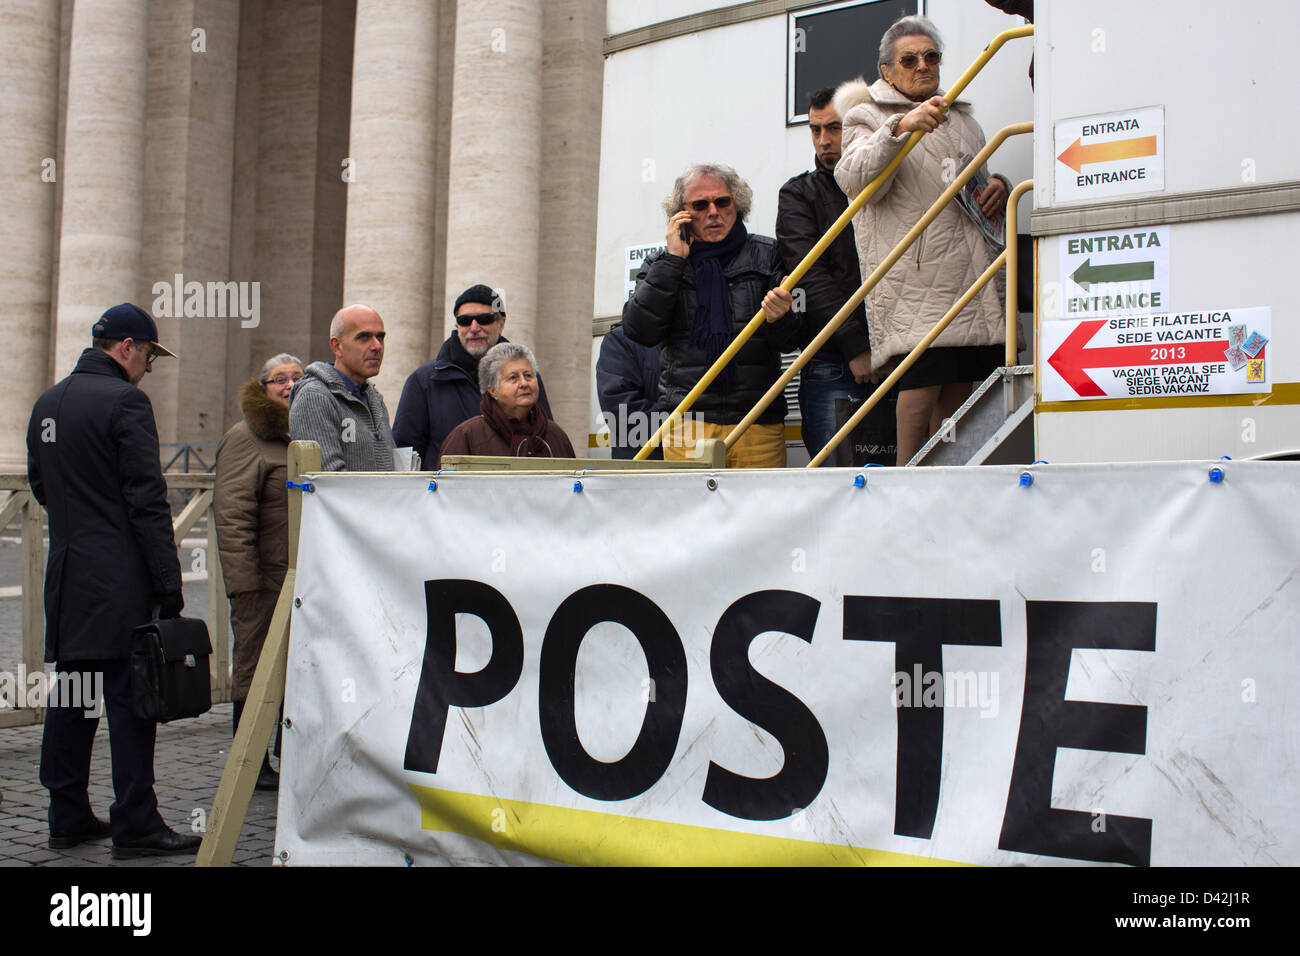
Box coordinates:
[1057,135,1158,173]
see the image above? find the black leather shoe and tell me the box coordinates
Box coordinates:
[49,815,111,849]
[111,825,202,859]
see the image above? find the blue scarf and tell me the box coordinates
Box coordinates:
[688,221,748,388]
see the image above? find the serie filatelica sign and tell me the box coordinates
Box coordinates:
[1041,306,1271,401]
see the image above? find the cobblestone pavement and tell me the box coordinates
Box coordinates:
[0,702,278,867]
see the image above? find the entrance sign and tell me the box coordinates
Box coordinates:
[1054,106,1164,203]
[1058,227,1170,317]
[1042,307,1271,401]
[276,468,1300,866]
[625,242,666,301]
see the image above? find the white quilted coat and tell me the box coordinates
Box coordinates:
[833,77,1005,373]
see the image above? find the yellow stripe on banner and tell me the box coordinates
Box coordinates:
[1036,381,1300,414]
[408,784,968,867]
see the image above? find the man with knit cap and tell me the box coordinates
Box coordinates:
[393,284,553,467]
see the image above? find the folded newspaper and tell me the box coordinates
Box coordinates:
[952,152,1005,251]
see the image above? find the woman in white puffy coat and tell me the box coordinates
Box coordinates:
[834,15,1010,465]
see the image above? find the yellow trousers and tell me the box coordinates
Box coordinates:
[662,419,786,468]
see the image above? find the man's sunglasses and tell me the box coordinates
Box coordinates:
[455,311,500,327]
[897,50,941,69]
[687,195,733,212]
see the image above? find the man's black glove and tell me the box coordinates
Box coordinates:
[157,591,184,619]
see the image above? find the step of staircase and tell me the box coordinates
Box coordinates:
[910,365,1035,466]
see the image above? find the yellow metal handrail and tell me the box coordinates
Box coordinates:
[632,23,1034,461]
[1006,179,1033,366]
[727,126,1032,453]
[806,190,1030,468]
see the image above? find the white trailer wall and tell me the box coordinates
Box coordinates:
[1033,0,1300,462]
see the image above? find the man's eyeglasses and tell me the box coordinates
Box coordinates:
[687,195,733,213]
[897,50,941,69]
[455,312,500,327]
[263,373,303,387]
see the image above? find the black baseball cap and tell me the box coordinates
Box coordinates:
[92,303,177,358]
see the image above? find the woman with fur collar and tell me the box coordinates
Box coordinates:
[834,15,1011,465]
[214,353,302,790]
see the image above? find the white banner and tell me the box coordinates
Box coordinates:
[275,463,1300,866]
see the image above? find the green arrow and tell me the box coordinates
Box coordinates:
[1070,258,1155,291]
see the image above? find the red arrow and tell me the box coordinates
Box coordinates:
[1048,319,1232,396]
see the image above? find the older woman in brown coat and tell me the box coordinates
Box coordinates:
[214,352,302,790]
[438,342,575,466]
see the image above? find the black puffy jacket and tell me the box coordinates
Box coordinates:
[27,348,183,661]
[775,163,870,362]
[622,234,803,425]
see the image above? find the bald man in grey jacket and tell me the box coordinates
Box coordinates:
[289,304,397,471]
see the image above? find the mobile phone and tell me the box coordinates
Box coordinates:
[678,223,691,241]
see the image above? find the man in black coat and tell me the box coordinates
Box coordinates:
[776,86,874,464]
[26,303,200,858]
[392,284,552,467]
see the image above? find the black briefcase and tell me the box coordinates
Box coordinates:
[130,615,213,723]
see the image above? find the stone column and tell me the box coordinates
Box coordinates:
[249,0,353,372]
[53,0,149,382]
[344,0,440,403]
[139,0,241,445]
[0,0,61,468]
[536,0,606,448]
[443,0,543,346]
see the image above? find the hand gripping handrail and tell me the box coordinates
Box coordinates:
[804,181,1032,469]
[631,23,1034,461]
[727,126,1033,453]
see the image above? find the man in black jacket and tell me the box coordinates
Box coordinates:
[392,284,552,466]
[623,163,797,467]
[776,86,875,464]
[26,303,200,858]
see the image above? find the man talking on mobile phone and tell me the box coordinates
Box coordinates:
[623,163,797,467]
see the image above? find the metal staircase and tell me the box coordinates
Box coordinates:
[909,364,1035,466]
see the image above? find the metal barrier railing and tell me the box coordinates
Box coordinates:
[162,442,218,474]
[632,23,1035,461]
[0,473,231,728]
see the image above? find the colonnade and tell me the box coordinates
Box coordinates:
[0,0,605,467]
